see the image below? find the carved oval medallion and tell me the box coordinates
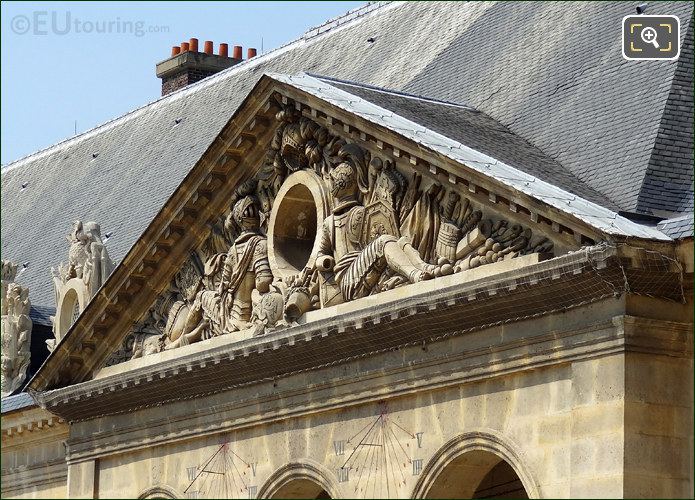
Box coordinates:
[267,170,331,280]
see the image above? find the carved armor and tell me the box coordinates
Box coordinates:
[128,98,557,361]
[317,160,436,302]
[320,202,406,300]
[163,195,276,350]
[200,232,272,335]
[321,201,364,261]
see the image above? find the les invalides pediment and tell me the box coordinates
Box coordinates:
[27,73,679,420]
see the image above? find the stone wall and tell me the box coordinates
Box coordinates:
[1,407,68,499]
[60,297,693,499]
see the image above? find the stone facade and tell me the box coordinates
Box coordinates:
[1,405,68,499]
[4,75,693,499]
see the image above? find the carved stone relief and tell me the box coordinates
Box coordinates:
[48,221,114,351]
[1,260,32,397]
[129,97,555,359]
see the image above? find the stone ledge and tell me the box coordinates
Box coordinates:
[0,459,67,491]
[33,244,687,425]
[95,251,548,381]
[63,304,690,462]
[1,406,66,440]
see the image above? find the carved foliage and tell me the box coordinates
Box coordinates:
[1,260,32,397]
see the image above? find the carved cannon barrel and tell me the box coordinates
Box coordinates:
[316,255,335,272]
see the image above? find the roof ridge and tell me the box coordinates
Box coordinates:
[1,1,398,173]
[307,72,474,110]
[302,1,392,39]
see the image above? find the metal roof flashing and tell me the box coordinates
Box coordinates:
[268,72,672,242]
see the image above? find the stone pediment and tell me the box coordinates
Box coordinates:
[27,73,676,395]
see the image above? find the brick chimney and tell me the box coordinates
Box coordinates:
[156,38,254,96]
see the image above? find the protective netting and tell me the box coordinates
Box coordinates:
[50,242,686,421]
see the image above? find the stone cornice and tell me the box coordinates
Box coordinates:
[32,243,687,427]
[28,77,282,392]
[0,458,67,491]
[1,407,66,441]
[61,309,690,463]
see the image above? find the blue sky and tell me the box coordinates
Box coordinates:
[1,1,362,165]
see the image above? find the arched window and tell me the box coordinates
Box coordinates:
[412,432,538,499]
[138,485,181,499]
[258,462,339,499]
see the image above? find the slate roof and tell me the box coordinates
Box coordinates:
[29,304,55,327]
[2,1,692,310]
[0,392,36,414]
[657,212,694,239]
[638,16,694,215]
[399,2,694,217]
[275,73,668,240]
[321,75,619,210]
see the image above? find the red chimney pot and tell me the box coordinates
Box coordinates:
[189,38,199,52]
[204,40,213,54]
[180,42,190,52]
[171,46,181,57]
[219,43,229,57]
[233,45,243,60]
[247,48,257,59]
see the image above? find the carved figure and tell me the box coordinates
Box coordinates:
[67,221,91,280]
[165,195,275,349]
[127,99,560,360]
[1,260,32,398]
[52,220,114,298]
[312,145,441,303]
[48,221,114,352]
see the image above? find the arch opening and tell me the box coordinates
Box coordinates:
[258,461,339,500]
[424,450,528,499]
[137,485,180,499]
[268,478,331,499]
[58,287,80,340]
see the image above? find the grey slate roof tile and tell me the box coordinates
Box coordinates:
[1,1,691,309]
[323,77,618,210]
[0,392,36,414]
[278,73,668,240]
[29,305,55,327]
[401,1,693,214]
[638,16,694,215]
[657,212,694,239]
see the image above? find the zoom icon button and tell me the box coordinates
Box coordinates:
[623,15,680,60]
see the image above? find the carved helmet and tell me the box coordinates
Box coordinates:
[280,122,308,172]
[328,162,358,199]
[232,195,260,229]
[329,143,370,199]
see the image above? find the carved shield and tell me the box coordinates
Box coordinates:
[360,199,400,246]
